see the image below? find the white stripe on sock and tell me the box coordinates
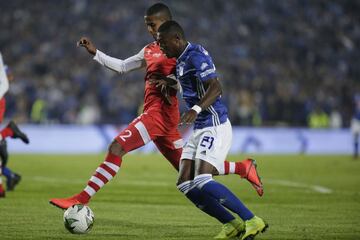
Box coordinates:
[194,174,213,189]
[90,176,105,188]
[229,162,236,174]
[84,185,96,196]
[177,180,196,194]
[104,161,120,173]
[96,167,113,181]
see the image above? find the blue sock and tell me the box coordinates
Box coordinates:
[178,181,234,224]
[2,167,13,181]
[197,175,254,221]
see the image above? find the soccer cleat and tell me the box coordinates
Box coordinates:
[49,193,89,210]
[8,121,29,144]
[214,218,245,239]
[241,216,268,240]
[7,173,21,191]
[242,159,264,196]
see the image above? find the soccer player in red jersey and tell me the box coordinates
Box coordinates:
[49,3,262,210]
[0,53,29,198]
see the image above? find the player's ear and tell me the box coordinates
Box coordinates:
[174,33,182,44]
[173,32,180,40]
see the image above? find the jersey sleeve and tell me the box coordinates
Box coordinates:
[0,53,9,99]
[93,47,146,74]
[190,47,218,82]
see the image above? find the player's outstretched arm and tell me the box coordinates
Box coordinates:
[180,77,222,125]
[77,37,146,74]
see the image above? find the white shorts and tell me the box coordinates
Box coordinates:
[181,119,232,173]
[351,118,360,134]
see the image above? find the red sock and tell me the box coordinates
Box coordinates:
[0,127,14,139]
[224,161,230,175]
[80,152,122,201]
[235,161,247,178]
[222,160,247,177]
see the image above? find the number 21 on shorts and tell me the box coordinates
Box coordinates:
[200,136,214,149]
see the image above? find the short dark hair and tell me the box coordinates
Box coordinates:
[158,20,185,39]
[146,3,172,20]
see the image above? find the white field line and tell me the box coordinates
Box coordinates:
[31,176,333,194]
[265,179,333,194]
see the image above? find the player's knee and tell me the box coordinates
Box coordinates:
[193,174,213,190]
[176,176,190,186]
[176,167,193,186]
[176,179,194,195]
[108,140,126,157]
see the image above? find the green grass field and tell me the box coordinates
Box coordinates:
[1,154,359,240]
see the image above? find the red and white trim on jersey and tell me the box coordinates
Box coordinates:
[173,139,184,149]
[134,121,151,145]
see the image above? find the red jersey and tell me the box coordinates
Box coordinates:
[142,42,179,130]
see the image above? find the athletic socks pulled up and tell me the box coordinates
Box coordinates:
[177,180,235,224]
[81,152,122,201]
[195,174,254,221]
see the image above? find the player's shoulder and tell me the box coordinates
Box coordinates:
[185,43,213,67]
[186,43,211,61]
[144,41,159,50]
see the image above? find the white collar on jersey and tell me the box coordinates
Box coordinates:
[177,42,191,61]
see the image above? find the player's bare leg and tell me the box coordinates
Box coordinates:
[50,140,125,209]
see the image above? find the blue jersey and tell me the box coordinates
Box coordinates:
[176,43,228,129]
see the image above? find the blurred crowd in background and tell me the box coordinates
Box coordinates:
[1,0,359,127]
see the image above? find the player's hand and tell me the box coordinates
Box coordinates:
[148,72,167,88]
[180,110,198,125]
[149,73,173,105]
[77,37,96,55]
[149,72,178,88]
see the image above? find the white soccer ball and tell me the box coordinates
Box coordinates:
[63,204,94,234]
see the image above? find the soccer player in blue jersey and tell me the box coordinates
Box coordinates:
[155,21,268,239]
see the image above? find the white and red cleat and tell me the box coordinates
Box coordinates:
[49,193,89,209]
